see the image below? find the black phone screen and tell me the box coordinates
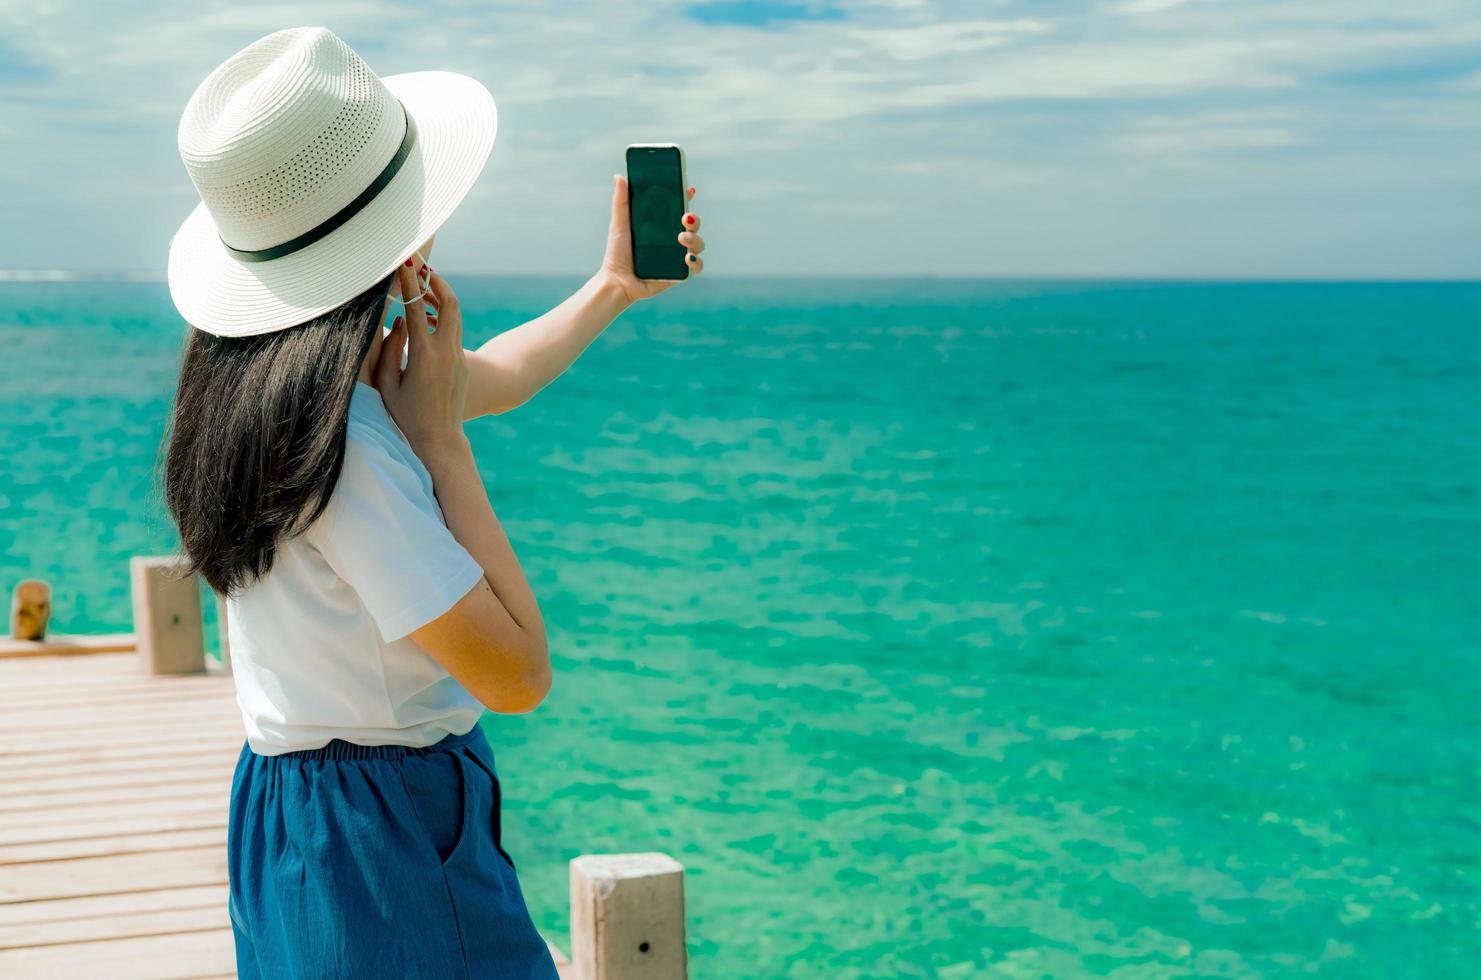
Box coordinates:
[627,146,688,280]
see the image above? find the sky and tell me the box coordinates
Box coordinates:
[0,0,1478,279]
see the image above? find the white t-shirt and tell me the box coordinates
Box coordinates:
[226,381,486,755]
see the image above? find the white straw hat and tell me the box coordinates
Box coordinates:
[167,27,497,337]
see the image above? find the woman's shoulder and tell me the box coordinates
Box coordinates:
[341,416,435,502]
[344,383,429,479]
[305,388,440,548]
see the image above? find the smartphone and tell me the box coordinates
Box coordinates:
[626,143,689,280]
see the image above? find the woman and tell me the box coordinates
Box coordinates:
[161,27,705,978]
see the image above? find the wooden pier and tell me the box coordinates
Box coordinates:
[0,565,686,979]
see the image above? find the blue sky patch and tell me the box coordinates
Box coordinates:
[0,38,50,85]
[1323,51,1481,88]
[686,1,845,29]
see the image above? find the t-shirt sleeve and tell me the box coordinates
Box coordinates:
[312,430,485,642]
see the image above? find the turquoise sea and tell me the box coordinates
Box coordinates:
[1,277,1477,977]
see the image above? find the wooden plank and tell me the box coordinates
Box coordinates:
[0,723,243,757]
[0,651,137,672]
[0,743,241,778]
[0,800,228,847]
[0,901,229,950]
[1,799,226,834]
[0,682,233,714]
[0,847,227,904]
[2,781,232,816]
[0,669,147,691]
[0,694,237,722]
[0,696,232,720]
[0,699,237,732]
[0,688,229,709]
[1,674,230,693]
[0,885,226,927]
[0,658,188,686]
[0,635,136,661]
[1,702,238,730]
[0,761,233,797]
[0,827,227,865]
[0,669,231,696]
[0,737,239,768]
[0,926,236,979]
[0,651,139,683]
[0,737,241,768]
[0,723,243,753]
[0,684,223,707]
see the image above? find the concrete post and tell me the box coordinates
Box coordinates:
[129,556,205,675]
[570,853,687,980]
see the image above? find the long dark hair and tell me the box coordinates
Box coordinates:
[163,272,393,596]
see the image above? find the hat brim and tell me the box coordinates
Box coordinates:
[167,71,496,337]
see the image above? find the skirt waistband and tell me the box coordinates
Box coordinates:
[263,725,483,763]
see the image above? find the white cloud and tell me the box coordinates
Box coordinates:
[1107,0,1212,16]
[1118,124,1299,155]
[845,19,1052,62]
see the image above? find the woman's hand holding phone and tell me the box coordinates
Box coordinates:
[447,157,710,422]
[599,176,705,304]
[375,260,469,462]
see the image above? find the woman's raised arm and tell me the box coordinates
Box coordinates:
[461,176,705,418]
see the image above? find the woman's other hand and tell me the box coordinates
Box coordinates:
[375,260,469,460]
[599,177,705,303]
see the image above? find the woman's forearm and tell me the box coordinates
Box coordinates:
[463,273,631,418]
[421,435,544,641]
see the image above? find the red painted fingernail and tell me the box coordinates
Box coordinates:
[684,213,696,225]
[405,258,414,266]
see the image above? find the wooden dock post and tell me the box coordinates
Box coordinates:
[9,580,51,640]
[129,556,205,675]
[570,853,687,980]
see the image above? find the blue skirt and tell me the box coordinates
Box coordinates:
[228,725,559,979]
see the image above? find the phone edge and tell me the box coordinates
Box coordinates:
[624,143,689,282]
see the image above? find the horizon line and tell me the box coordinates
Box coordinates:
[1,269,1478,286]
